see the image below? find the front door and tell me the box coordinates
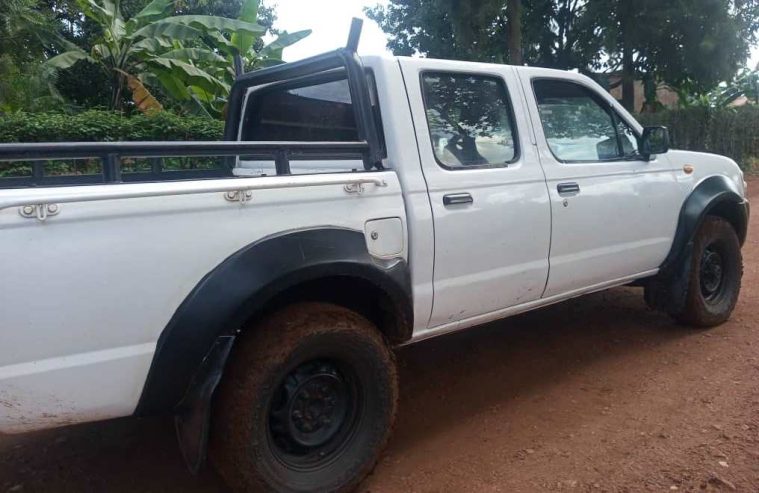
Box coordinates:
[400,59,551,329]
[518,70,682,297]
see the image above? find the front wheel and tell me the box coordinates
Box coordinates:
[210,302,398,493]
[671,216,743,327]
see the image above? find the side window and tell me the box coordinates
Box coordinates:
[421,72,518,169]
[242,78,358,142]
[533,79,638,162]
[239,73,384,176]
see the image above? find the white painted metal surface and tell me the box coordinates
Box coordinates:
[363,56,436,332]
[0,171,405,433]
[399,57,551,330]
[365,217,405,259]
[0,174,387,211]
[516,67,683,296]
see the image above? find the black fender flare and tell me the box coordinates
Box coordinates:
[661,174,748,274]
[133,228,412,469]
[648,175,748,312]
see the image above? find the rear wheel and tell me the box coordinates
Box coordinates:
[672,216,742,327]
[210,302,398,493]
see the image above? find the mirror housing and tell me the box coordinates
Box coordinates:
[639,126,670,159]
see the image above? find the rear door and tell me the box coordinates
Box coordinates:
[518,69,681,297]
[399,58,551,330]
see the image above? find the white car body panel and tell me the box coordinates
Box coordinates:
[0,172,406,432]
[398,57,552,331]
[516,67,683,296]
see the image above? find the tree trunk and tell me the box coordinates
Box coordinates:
[620,6,635,112]
[507,0,523,65]
[110,72,125,112]
[621,38,635,112]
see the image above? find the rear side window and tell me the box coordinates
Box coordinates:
[239,73,385,176]
[532,79,639,162]
[421,72,518,169]
[242,78,358,142]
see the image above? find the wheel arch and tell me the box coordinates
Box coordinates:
[133,228,411,470]
[647,174,748,315]
[661,174,748,274]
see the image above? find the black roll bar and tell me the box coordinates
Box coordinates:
[0,141,369,188]
[224,18,384,170]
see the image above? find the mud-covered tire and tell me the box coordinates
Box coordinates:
[210,302,398,493]
[672,216,743,327]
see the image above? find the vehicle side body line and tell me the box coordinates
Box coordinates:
[135,227,412,418]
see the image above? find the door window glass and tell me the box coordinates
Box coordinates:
[533,79,638,162]
[421,73,518,168]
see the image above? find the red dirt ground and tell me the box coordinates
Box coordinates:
[2,178,758,492]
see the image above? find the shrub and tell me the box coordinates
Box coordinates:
[0,111,225,178]
[0,110,224,142]
[638,106,759,171]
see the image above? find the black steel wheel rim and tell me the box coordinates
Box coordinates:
[700,245,725,302]
[268,359,360,470]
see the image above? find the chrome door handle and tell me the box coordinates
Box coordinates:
[443,193,473,206]
[557,182,580,196]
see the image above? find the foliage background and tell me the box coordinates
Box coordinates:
[0,111,225,177]
[0,111,223,142]
[639,106,759,170]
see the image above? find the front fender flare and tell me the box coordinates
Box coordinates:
[661,174,748,274]
[648,175,748,314]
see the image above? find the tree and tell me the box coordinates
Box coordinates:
[0,0,62,113]
[43,0,274,110]
[365,0,504,62]
[191,0,311,115]
[0,0,56,64]
[507,0,522,64]
[45,0,265,112]
[44,0,309,116]
[368,0,758,111]
[521,0,603,70]
[365,0,603,69]
[678,67,759,108]
[590,0,759,111]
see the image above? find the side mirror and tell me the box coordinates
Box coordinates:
[639,126,669,159]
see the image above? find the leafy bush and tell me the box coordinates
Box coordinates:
[0,110,224,142]
[0,110,225,178]
[638,106,759,171]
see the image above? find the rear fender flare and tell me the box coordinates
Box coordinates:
[133,228,412,470]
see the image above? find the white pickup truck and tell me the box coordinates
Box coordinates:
[0,21,749,493]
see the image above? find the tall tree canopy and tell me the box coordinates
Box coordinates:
[588,0,758,110]
[366,0,759,110]
[364,0,604,68]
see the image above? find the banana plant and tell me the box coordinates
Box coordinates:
[45,0,265,113]
[191,0,311,116]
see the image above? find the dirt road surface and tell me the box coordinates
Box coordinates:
[2,178,758,492]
